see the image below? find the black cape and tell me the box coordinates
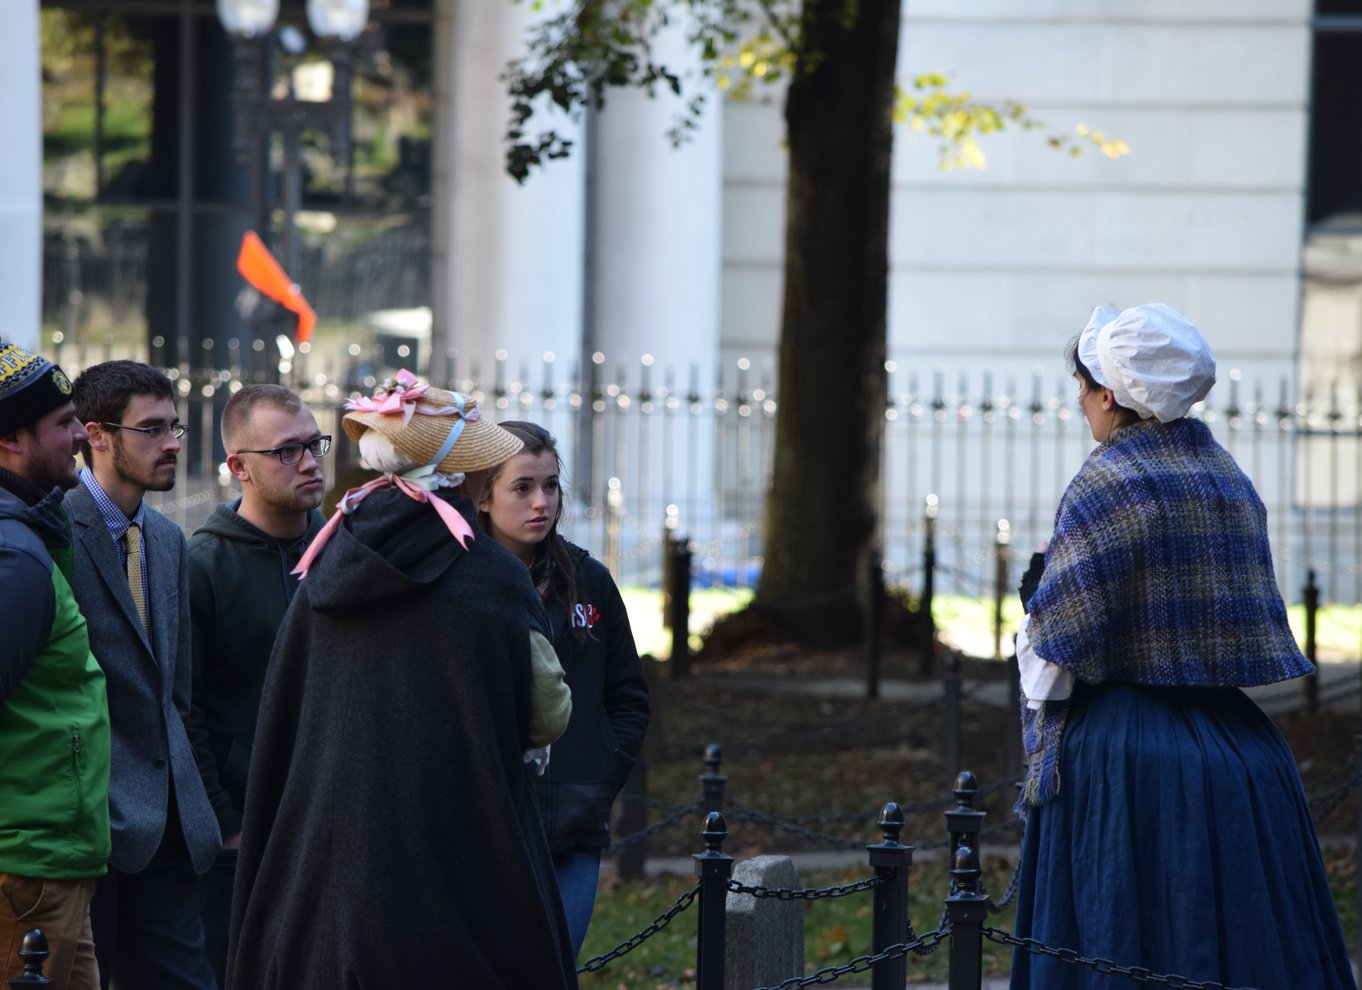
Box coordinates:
[226,489,578,989]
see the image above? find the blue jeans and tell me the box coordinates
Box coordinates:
[553,847,602,958]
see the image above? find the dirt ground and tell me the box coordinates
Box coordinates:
[630,643,1362,860]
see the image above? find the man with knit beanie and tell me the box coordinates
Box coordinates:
[0,340,112,990]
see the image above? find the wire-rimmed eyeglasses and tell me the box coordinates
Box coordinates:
[235,435,333,465]
[100,421,186,441]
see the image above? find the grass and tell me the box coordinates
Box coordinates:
[623,586,1362,665]
[581,862,1019,988]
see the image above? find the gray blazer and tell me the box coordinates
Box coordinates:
[66,483,221,875]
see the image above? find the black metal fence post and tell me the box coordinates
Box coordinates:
[699,743,726,817]
[668,535,694,678]
[662,524,677,631]
[1004,644,1021,779]
[1304,569,1320,714]
[7,929,50,987]
[945,771,986,855]
[943,653,962,786]
[993,520,1010,661]
[945,846,989,990]
[866,802,912,990]
[694,811,734,990]
[920,495,938,677]
[616,753,650,882]
[865,547,884,701]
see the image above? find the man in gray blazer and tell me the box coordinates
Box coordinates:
[68,361,219,990]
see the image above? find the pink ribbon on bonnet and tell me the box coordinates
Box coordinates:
[291,374,478,578]
[341,368,461,425]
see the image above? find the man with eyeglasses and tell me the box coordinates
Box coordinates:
[185,384,328,988]
[68,361,219,990]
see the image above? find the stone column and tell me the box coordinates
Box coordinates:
[1,0,42,351]
[431,0,586,392]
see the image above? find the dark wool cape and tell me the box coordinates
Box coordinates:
[226,489,578,990]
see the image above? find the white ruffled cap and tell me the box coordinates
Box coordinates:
[1077,303,1216,422]
[1078,306,1119,390]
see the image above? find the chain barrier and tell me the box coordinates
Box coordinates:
[617,793,699,812]
[915,816,1024,851]
[1308,764,1362,823]
[606,802,702,853]
[723,806,868,849]
[725,874,882,901]
[575,880,702,974]
[981,855,1023,913]
[748,928,951,990]
[983,928,1258,989]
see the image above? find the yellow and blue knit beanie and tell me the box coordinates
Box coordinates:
[0,341,73,436]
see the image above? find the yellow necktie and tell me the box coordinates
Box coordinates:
[125,522,149,633]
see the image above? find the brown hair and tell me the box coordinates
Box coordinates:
[221,383,305,452]
[1065,335,1141,431]
[481,421,584,640]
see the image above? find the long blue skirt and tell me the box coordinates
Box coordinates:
[1010,681,1355,989]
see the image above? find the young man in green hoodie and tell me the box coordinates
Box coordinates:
[186,384,328,986]
[0,340,111,990]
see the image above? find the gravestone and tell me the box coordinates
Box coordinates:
[725,855,804,989]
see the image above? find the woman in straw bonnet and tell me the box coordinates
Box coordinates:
[226,373,578,990]
[1009,305,1353,988]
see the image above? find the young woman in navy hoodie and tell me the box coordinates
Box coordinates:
[478,421,650,957]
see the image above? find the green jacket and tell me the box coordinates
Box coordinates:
[0,473,111,878]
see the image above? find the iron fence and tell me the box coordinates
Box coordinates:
[39,336,1362,608]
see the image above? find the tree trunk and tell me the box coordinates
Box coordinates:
[754,0,900,644]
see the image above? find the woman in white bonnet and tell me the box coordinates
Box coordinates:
[1009,305,1353,988]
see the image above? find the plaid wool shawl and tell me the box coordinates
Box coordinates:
[1018,416,1310,808]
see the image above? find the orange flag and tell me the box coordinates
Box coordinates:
[235,231,317,344]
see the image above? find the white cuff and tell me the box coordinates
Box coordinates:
[1017,614,1076,709]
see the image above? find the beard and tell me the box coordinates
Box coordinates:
[112,436,176,493]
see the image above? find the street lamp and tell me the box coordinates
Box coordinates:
[217,0,369,279]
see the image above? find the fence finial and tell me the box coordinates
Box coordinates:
[877,801,905,846]
[9,928,50,986]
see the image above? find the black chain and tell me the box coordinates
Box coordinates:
[576,880,702,974]
[606,802,701,852]
[725,874,882,901]
[916,815,1024,850]
[986,855,1024,909]
[724,807,868,849]
[984,928,1258,989]
[748,928,951,989]
[1307,763,1362,822]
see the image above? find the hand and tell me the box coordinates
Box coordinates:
[1018,551,1046,613]
[223,832,242,850]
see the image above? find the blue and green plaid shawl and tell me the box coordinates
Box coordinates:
[1018,417,1310,809]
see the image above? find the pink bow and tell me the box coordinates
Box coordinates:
[291,473,476,579]
[344,369,429,426]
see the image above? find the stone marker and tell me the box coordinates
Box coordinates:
[726,855,805,989]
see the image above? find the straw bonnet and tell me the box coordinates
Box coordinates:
[1077,303,1216,423]
[341,374,523,474]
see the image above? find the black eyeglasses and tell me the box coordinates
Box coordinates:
[100,421,186,441]
[235,435,332,465]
